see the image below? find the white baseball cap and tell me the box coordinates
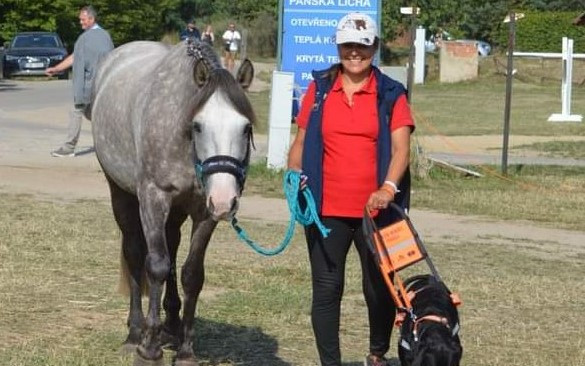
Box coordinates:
[335,12,378,46]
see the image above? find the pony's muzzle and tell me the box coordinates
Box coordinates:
[205,174,240,221]
[208,195,239,221]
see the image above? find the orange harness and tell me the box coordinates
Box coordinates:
[363,204,462,334]
[394,290,462,328]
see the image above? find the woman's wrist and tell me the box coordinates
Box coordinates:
[381,180,400,194]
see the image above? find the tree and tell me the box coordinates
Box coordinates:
[0,0,180,49]
[212,0,278,20]
[0,0,74,46]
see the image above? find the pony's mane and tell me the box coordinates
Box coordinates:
[186,40,256,126]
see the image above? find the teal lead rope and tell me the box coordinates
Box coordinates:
[231,170,331,256]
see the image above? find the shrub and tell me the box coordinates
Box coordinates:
[496,11,585,53]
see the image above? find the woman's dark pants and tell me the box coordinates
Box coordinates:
[305,217,396,366]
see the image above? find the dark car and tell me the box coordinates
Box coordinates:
[2,32,68,79]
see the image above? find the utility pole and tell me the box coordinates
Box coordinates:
[501,11,516,175]
[406,3,418,102]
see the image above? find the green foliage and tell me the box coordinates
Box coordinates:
[0,0,72,44]
[241,12,278,58]
[459,1,509,44]
[96,0,180,45]
[0,0,180,49]
[213,0,278,21]
[2,0,584,57]
[496,11,585,52]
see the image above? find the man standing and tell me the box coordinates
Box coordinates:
[179,18,201,41]
[46,5,114,157]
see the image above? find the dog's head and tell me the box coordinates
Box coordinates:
[398,275,463,366]
[408,324,462,366]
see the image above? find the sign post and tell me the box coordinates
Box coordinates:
[501,11,516,175]
[267,71,295,169]
[548,37,583,123]
[415,26,426,85]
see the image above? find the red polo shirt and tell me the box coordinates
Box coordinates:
[296,71,414,217]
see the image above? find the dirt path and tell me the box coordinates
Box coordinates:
[1,78,583,261]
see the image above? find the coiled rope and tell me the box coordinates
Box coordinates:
[231,170,331,256]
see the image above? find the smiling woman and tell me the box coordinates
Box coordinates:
[2,32,68,79]
[287,11,416,366]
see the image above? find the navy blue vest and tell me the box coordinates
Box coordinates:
[302,65,411,226]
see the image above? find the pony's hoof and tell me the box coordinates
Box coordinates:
[160,329,180,351]
[133,352,164,366]
[174,358,198,366]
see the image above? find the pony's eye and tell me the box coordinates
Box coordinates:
[243,124,252,135]
[193,122,202,133]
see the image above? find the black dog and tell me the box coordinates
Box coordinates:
[397,274,462,366]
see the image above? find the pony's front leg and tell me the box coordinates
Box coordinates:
[161,212,188,350]
[134,186,172,366]
[175,217,217,366]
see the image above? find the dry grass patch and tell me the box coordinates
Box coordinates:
[1,193,584,365]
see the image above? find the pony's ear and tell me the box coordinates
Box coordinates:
[193,59,210,88]
[236,59,254,90]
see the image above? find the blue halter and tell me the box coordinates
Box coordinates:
[195,155,248,193]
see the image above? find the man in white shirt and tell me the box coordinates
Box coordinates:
[221,22,241,72]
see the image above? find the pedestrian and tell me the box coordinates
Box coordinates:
[287,12,415,366]
[46,5,114,157]
[179,18,201,41]
[201,24,215,46]
[221,22,241,72]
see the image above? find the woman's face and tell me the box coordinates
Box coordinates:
[338,42,376,77]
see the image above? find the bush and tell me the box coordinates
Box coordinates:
[243,11,277,59]
[496,11,585,53]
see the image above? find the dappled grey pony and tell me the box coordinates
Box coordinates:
[90,40,254,366]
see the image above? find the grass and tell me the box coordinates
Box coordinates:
[243,56,585,231]
[247,161,585,231]
[0,193,583,365]
[247,56,585,147]
[512,140,585,159]
[411,164,585,231]
[2,55,584,365]
[411,56,585,137]
[247,89,270,135]
[412,79,585,137]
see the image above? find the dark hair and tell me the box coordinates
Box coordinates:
[80,5,97,20]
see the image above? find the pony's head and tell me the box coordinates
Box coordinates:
[189,43,255,221]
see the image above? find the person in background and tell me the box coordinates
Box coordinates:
[221,22,241,72]
[46,5,114,157]
[180,18,201,41]
[287,12,415,366]
[201,24,215,46]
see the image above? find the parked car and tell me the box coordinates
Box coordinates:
[425,30,491,56]
[457,39,492,56]
[2,32,68,79]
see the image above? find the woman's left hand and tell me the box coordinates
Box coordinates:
[366,188,394,212]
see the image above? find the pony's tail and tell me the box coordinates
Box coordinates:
[118,245,149,296]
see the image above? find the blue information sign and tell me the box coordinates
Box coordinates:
[281,0,379,96]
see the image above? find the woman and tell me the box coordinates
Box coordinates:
[221,22,241,72]
[201,24,215,46]
[287,12,414,366]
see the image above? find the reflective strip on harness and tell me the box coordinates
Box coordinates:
[400,338,411,350]
[379,238,417,257]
